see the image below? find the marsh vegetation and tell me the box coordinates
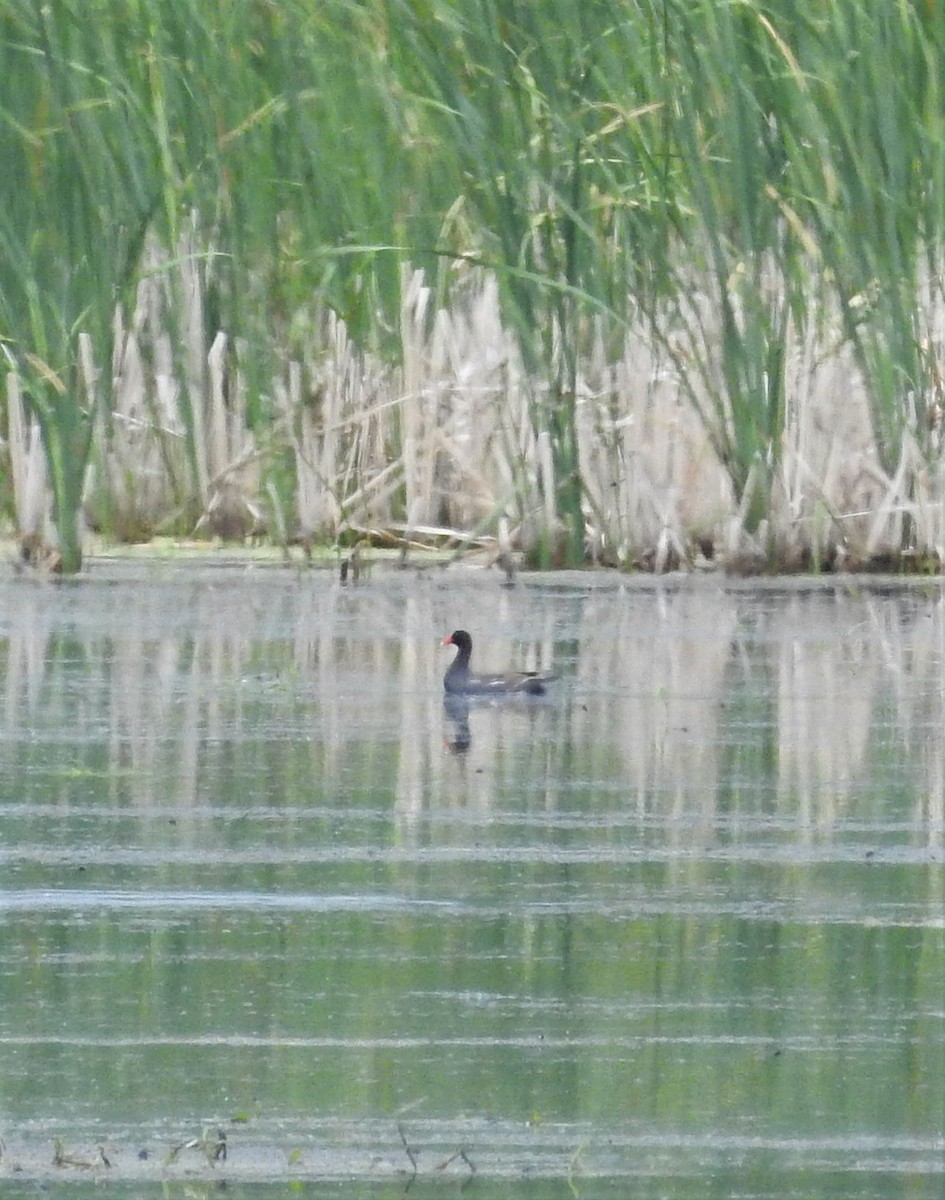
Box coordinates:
[2,2,944,572]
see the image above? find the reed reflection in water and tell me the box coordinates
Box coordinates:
[0,566,942,1194]
[4,573,939,825]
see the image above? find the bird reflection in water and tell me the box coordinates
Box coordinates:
[443,685,562,756]
[443,693,472,753]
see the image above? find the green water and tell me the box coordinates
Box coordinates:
[0,566,942,1197]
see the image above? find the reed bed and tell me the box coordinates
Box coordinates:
[1,1,943,571]
[10,255,940,570]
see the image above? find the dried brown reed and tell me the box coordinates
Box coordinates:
[5,370,49,542]
[5,258,943,570]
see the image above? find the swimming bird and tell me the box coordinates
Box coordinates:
[441,630,557,695]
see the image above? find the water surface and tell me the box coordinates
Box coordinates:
[1,564,942,1197]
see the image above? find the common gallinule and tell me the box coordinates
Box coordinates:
[441,630,557,695]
